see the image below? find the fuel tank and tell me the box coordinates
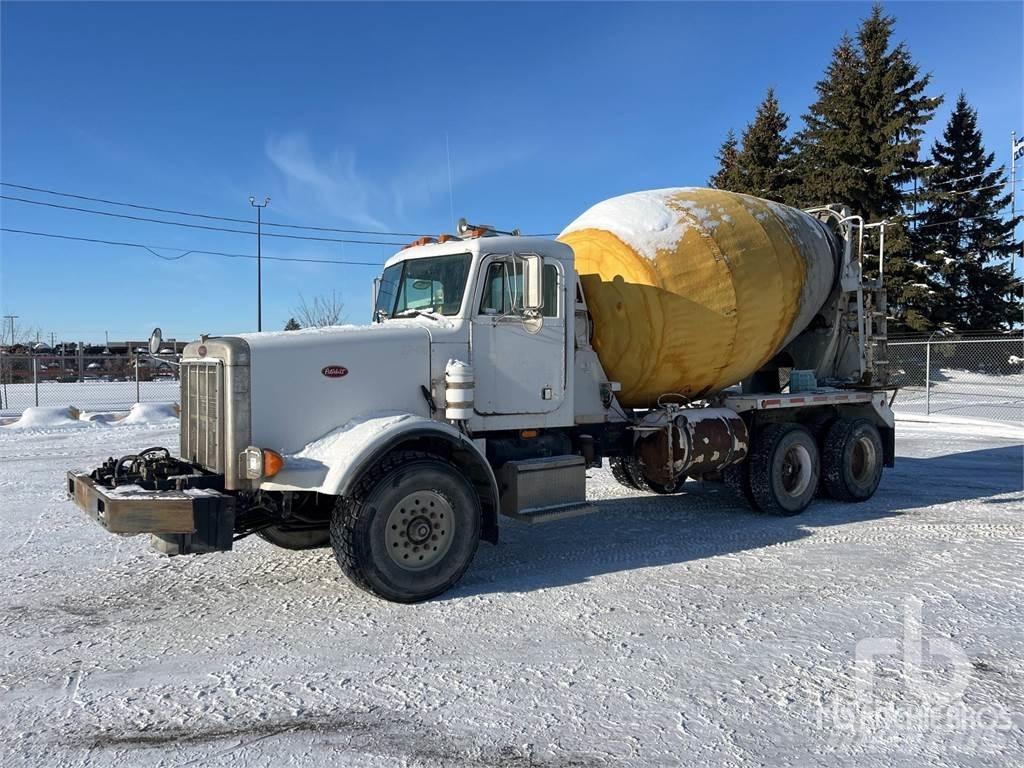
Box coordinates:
[559,187,838,407]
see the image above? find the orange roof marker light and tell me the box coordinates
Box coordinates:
[402,236,438,250]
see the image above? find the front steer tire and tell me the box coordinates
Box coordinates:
[330,450,482,603]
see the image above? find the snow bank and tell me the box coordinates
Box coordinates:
[119,402,180,425]
[2,402,179,431]
[1,406,85,430]
[895,411,1024,441]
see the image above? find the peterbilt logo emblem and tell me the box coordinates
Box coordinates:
[321,365,348,378]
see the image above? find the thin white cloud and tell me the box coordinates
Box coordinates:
[266,132,388,231]
[266,131,537,230]
[390,139,537,223]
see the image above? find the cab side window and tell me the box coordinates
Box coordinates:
[541,264,558,318]
[479,261,559,318]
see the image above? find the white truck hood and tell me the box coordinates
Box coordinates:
[235,321,434,455]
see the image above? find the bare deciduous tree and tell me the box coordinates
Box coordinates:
[293,291,347,328]
[0,320,43,348]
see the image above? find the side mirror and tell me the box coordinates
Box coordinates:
[522,254,543,313]
[148,327,163,355]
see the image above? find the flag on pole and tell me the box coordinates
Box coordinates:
[1014,134,1024,163]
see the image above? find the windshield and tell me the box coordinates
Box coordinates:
[375,253,472,318]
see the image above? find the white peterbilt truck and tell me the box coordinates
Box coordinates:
[68,188,894,603]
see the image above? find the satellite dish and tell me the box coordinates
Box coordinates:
[148,327,163,355]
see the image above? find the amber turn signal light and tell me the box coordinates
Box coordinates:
[241,446,285,479]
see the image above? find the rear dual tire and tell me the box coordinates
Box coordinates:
[821,418,884,502]
[727,418,883,515]
[747,423,820,516]
[609,457,684,494]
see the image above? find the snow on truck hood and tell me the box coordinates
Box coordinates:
[239,319,437,456]
[232,316,451,351]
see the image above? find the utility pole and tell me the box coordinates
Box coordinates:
[3,315,17,347]
[2,315,16,412]
[1012,131,1019,284]
[249,196,271,332]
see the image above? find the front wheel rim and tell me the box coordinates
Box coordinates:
[384,490,454,571]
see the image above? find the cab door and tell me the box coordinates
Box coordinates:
[471,255,565,415]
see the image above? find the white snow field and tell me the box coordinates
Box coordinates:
[0,418,1021,767]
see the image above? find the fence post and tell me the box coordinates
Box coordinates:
[32,355,39,407]
[924,339,931,415]
[135,349,141,403]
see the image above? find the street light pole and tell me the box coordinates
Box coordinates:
[2,315,17,411]
[3,315,16,347]
[249,196,271,332]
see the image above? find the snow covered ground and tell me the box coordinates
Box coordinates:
[0,418,1021,766]
[891,368,1024,423]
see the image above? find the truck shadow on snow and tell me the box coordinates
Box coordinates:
[454,444,1023,597]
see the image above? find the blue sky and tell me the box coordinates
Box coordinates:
[1,1,1021,343]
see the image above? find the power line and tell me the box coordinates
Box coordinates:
[0,227,384,266]
[899,185,1024,223]
[0,194,407,246]
[920,179,1021,197]
[0,181,559,239]
[911,212,1021,231]
[919,167,1008,188]
[0,181,430,237]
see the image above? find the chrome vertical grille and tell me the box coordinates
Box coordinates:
[180,361,223,472]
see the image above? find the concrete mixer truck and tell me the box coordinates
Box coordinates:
[67,188,894,602]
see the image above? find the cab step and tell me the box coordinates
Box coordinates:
[504,501,597,524]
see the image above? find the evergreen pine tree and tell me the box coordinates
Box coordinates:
[732,88,794,203]
[793,4,942,332]
[915,93,1021,330]
[284,317,302,331]
[709,129,740,189]
[708,91,794,203]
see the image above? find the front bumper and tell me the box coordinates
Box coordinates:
[66,471,236,554]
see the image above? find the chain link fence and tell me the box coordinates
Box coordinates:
[3,336,1022,423]
[0,351,181,417]
[888,335,1024,423]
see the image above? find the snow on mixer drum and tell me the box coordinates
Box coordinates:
[558,187,839,408]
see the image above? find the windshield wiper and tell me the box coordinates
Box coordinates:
[394,309,440,321]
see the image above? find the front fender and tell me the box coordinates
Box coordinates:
[259,412,499,542]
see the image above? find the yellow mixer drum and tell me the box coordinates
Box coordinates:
[559,187,837,407]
